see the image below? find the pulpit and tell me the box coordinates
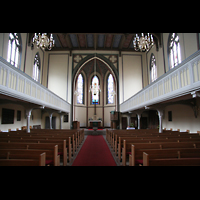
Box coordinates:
[72,121,80,129]
[110,111,120,129]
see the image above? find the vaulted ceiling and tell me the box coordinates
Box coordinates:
[28,33,162,55]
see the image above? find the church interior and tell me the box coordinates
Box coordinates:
[1,33,200,166]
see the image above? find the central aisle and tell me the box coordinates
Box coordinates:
[72,135,116,166]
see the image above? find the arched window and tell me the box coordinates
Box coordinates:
[77,74,84,104]
[168,33,181,69]
[91,75,100,104]
[150,54,157,83]
[107,74,114,104]
[7,33,21,68]
[32,53,40,82]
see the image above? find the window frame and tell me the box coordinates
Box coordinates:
[7,33,21,69]
[168,33,181,69]
[107,73,114,104]
[32,52,41,82]
[150,53,157,83]
[76,73,84,104]
[91,75,100,105]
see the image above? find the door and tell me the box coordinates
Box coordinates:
[122,117,127,129]
[45,116,56,129]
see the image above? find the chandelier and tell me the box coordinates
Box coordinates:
[133,33,154,52]
[32,33,55,51]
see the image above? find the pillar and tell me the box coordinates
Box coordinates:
[26,109,32,133]
[127,115,131,127]
[49,113,53,129]
[60,115,63,129]
[137,114,141,129]
[157,110,163,133]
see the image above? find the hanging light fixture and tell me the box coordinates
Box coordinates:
[133,33,154,52]
[32,33,55,51]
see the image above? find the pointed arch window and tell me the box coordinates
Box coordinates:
[107,74,114,104]
[91,75,100,104]
[77,74,84,104]
[32,53,40,82]
[7,33,21,68]
[168,33,181,69]
[150,54,157,83]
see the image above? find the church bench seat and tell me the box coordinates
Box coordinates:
[0,143,62,166]
[122,141,200,166]
[118,136,200,160]
[0,152,46,166]
[143,152,200,166]
[0,137,72,162]
[0,148,59,166]
[129,145,200,166]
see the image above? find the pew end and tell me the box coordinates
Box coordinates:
[143,152,149,166]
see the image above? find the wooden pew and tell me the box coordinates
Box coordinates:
[0,152,46,166]
[122,141,200,166]
[0,148,59,166]
[1,131,78,158]
[143,152,200,166]
[129,147,200,166]
[0,137,72,163]
[0,142,64,166]
[118,136,200,160]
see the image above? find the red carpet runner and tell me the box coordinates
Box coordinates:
[72,135,116,166]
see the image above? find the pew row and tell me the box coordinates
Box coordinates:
[143,152,200,166]
[0,152,46,166]
[0,142,65,166]
[122,141,200,166]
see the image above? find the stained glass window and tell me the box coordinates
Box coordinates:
[32,53,40,82]
[107,74,114,104]
[7,33,21,68]
[169,33,181,69]
[92,75,99,104]
[150,54,157,83]
[77,74,84,104]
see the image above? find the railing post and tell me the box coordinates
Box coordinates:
[189,62,194,85]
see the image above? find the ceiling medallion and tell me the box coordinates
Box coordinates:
[133,33,154,52]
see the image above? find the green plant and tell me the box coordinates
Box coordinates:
[130,122,134,127]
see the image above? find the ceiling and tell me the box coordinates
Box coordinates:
[28,33,162,55]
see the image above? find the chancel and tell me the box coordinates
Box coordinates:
[1,33,200,166]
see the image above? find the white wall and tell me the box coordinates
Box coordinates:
[0,104,42,132]
[47,54,69,101]
[163,102,200,133]
[121,54,143,102]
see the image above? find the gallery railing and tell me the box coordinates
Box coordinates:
[0,56,70,113]
[120,50,200,113]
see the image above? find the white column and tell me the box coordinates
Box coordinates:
[60,115,63,129]
[137,114,141,129]
[49,113,53,129]
[127,115,131,127]
[157,110,163,133]
[26,109,32,133]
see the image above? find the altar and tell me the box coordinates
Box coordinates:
[89,120,102,128]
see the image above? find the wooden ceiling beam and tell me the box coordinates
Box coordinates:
[65,34,72,49]
[111,34,115,49]
[94,33,97,50]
